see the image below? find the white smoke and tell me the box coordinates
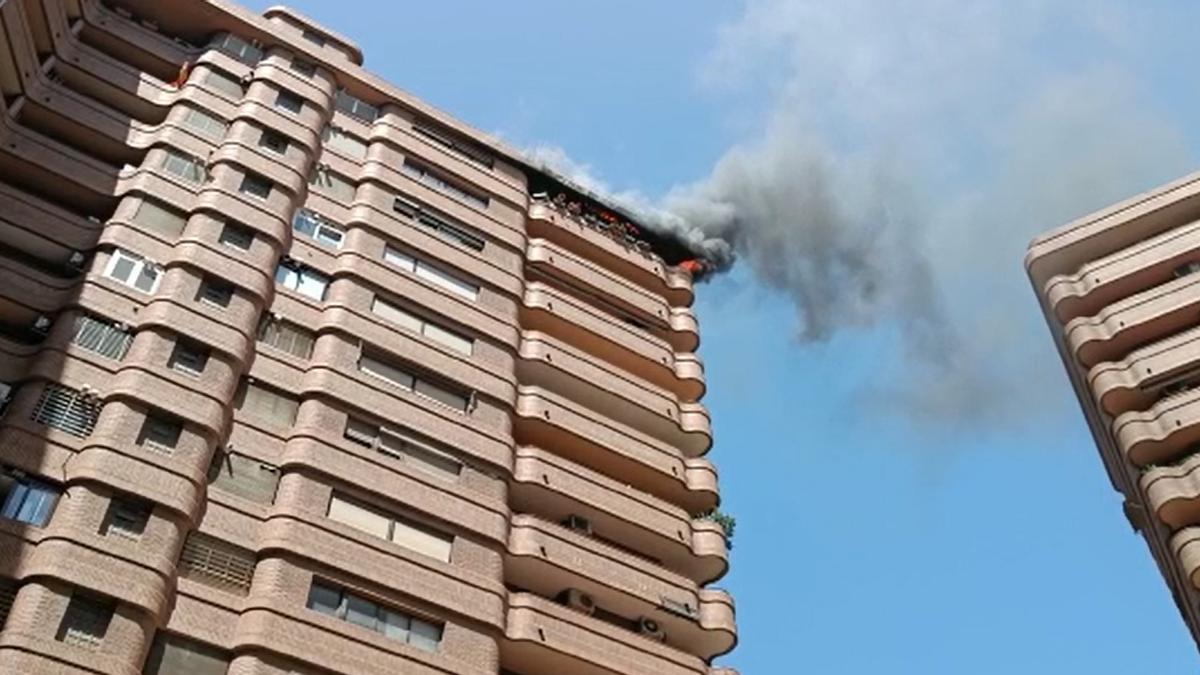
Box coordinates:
[525,0,1198,426]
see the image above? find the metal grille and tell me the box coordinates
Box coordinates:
[178,532,255,595]
[56,595,113,648]
[0,577,18,629]
[71,315,132,360]
[31,384,100,437]
[257,318,314,359]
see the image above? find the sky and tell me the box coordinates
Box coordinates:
[248,2,1200,672]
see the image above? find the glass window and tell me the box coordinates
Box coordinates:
[359,353,471,412]
[322,125,367,160]
[275,261,329,302]
[210,32,262,65]
[56,594,113,648]
[335,90,378,123]
[203,68,244,98]
[371,297,473,355]
[181,107,226,139]
[327,495,392,540]
[104,248,161,293]
[198,278,234,307]
[160,150,205,184]
[275,89,304,115]
[306,582,342,617]
[0,471,59,526]
[168,340,209,376]
[257,317,314,359]
[290,58,316,78]
[309,168,356,201]
[219,222,254,250]
[292,209,344,249]
[133,199,187,238]
[383,245,479,301]
[304,580,442,651]
[301,29,326,46]
[412,121,494,169]
[343,418,463,482]
[102,498,150,539]
[259,130,289,155]
[138,414,182,453]
[236,381,299,427]
[207,450,279,504]
[239,173,272,199]
[400,160,488,210]
[143,632,230,675]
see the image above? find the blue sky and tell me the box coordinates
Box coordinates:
[250,2,1200,672]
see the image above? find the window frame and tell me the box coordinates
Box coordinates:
[292,209,345,249]
[274,260,329,302]
[103,248,162,294]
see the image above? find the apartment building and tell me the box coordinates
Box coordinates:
[1027,173,1200,649]
[0,1,737,673]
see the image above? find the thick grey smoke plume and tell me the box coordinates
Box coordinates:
[528,0,1200,426]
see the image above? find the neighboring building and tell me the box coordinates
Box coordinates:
[1027,173,1200,648]
[0,1,736,673]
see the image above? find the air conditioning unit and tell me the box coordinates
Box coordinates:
[559,589,595,616]
[31,315,52,335]
[561,515,593,537]
[638,617,666,642]
[66,250,87,273]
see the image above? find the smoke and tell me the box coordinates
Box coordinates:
[526,0,1200,427]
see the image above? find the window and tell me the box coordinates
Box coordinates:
[275,260,328,302]
[210,32,261,65]
[412,121,494,169]
[309,168,356,201]
[335,89,378,123]
[160,150,205,184]
[328,493,453,562]
[292,209,345,249]
[203,68,244,98]
[344,418,462,481]
[198,277,234,308]
[101,497,150,540]
[257,316,314,359]
[290,58,316,78]
[301,29,326,46]
[144,632,230,675]
[400,160,488,210]
[138,413,182,453]
[392,197,485,251]
[239,173,272,200]
[219,222,254,250]
[306,581,442,651]
[275,89,304,115]
[322,125,367,160]
[133,199,187,239]
[235,381,299,427]
[259,130,289,155]
[71,315,132,360]
[208,449,279,504]
[178,532,255,595]
[358,352,471,412]
[181,107,226,139]
[56,594,114,648]
[104,248,161,294]
[31,383,100,437]
[168,340,209,376]
[383,247,479,301]
[371,297,473,355]
[0,469,60,526]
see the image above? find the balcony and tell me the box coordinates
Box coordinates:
[1044,217,1200,323]
[511,447,726,584]
[519,330,710,456]
[1172,526,1200,590]
[1144,453,1200,529]
[527,238,698,352]
[1064,273,1200,368]
[515,386,716,512]
[1113,388,1200,466]
[528,201,694,308]
[1088,325,1200,416]
[504,592,711,675]
[506,515,735,660]
[523,282,704,402]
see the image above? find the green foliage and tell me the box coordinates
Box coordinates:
[699,508,737,546]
